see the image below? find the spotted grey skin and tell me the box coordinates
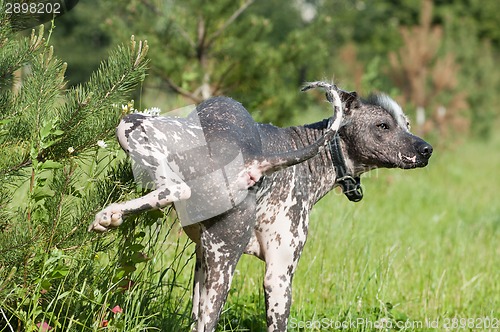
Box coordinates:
[88,94,341,233]
[88,84,344,332]
[89,82,432,332]
[243,88,432,331]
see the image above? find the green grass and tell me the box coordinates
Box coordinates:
[2,137,499,331]
[220,137,500,331]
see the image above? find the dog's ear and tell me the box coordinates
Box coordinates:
[301,82,359,116]
[338,90,359,114]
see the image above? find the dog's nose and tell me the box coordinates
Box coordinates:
[418,142,433,159]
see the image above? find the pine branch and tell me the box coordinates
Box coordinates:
[0,26,45,90]
[52,36,149,157]
[0,31,67,174]
[0,158,31,176]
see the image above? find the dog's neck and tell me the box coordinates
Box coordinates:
[289,119,368,204]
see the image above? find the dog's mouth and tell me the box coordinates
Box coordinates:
[397,152,429,169]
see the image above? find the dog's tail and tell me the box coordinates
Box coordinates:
[246,82,344,177]
[301,81,344,137]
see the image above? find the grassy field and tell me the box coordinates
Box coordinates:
[3,136,498,332]
[218,136,500,331]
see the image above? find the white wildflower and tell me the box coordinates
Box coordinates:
[135,107,162,116]
[146,107,161,116]
[67,147,74,154]
[97,140,107,148]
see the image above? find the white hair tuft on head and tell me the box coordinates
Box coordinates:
[365,94,409,130]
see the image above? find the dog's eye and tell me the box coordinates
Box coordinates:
[377,123,389,130]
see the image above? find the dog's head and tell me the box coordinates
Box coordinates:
[337,91,433,172]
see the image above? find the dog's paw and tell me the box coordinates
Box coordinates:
[88,205,123,232]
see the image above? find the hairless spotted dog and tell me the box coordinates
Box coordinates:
[89,82,432,331]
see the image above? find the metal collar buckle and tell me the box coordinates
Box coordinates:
[337,175,363,202]
[328,135,364,202]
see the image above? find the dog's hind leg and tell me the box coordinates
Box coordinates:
[182,224,204,325]
[191,244,204,324]
[88,182,191,232]
[193,193,255,332]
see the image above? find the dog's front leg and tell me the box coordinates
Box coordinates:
[88,183,191,232]
[260,217,308,331]
[263,251,297,331]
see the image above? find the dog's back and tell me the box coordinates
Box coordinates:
[195,96,264,164]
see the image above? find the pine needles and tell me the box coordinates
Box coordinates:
[55,36,149,156]
[0,16,181,331]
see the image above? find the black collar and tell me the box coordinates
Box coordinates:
[328,135,364,202]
